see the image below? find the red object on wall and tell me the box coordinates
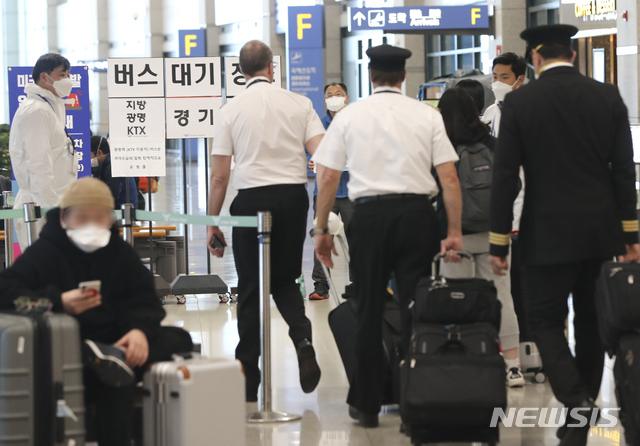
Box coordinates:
[496,45,503,56]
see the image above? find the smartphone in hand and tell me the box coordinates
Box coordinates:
[211,235,225,252]
[79,280,102,297]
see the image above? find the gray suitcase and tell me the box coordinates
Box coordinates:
[143,354,245,446]
[0,311,85,446]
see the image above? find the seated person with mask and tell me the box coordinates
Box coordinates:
[0,177,193,446]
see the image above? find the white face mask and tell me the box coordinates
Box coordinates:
[91,157,99,168]
[66,223,111,253]
[491,80,516,103]
[46,74,73,98]
[326,96,347,112]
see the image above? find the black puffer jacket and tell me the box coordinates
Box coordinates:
[0,208,165,344]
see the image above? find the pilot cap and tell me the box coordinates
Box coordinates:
[521,24,578,60]
[366,44,412,72]
[61,177,115,210]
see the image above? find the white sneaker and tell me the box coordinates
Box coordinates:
[507,367,525,387]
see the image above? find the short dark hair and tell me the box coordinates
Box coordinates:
[537,44,574,62]
[370,69,405,86]
[239,40,273,77]
[324,82,348,95]
[438,88,490,144]
[91,136,110,155]
[32,53,70,85]
[492,52,527,78]
[455,79,485,114]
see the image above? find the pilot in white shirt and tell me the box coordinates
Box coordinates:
[206,40,325,403]
[312,44,464,428]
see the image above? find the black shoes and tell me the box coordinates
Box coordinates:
[309,283,330,301]
[349,405,379,428]
[557,398,599,446]
[83,340,135,388]
[296,339,321,393]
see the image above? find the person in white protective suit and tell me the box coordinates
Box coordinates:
[9,53,78,251]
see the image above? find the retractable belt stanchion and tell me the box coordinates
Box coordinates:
[23,203,38,247]
[247,211,301,424]
[204,138,211,275]
[3,192,14,267]
[121,203,135,246]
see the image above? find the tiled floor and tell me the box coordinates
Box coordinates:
[153,153,628,445]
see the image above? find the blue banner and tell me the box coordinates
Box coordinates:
[287,6,325,118]
[348,6,490,32]
[7,65,91,178]
[179,29,206,57]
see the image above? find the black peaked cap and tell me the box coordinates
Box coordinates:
[366,44,412,72]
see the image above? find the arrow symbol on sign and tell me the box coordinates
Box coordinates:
[354,11,366,26]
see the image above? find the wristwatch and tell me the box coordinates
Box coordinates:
[311,227,329,235]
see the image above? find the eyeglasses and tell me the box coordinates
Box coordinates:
[325,92,347,98]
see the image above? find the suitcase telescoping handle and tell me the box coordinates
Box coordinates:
[431,251,475,279]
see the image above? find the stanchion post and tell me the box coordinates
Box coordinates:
[121,203,135,246]
[23,203,38,248]
[247,211,301,424]
[3,192,14,267]
[204,138,211,275]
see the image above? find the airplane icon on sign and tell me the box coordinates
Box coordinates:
[368,10,386,27]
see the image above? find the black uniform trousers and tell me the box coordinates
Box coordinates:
[231,184,313,400]
[510,237,533,341]
[346,196,440,414]
[525,258,607,408]
[84,326,193,446]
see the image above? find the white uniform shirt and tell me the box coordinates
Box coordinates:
[482,100,525,232]
[312,86,459,201]
[482,101,502,137]
[211,76,325,190]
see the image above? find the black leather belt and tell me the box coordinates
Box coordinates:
[354,193,430,206]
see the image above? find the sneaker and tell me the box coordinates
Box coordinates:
[296,339,321,393]
[309,285,329,300]
[83,340,135,388]
[507,367,526,388]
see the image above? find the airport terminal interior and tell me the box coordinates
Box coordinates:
[2,0,640,445]
[153,154,626,446]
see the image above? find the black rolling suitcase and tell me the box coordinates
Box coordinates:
[400,323,506,446]
[413,253,501,330]
[0,308,85,446]
[596,261,640,352]
[328,293,403,405]
[614,332,640,446]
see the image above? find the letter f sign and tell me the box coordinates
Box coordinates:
[297,13,312,40]
[471,8,482,25]
[185,34,197,56]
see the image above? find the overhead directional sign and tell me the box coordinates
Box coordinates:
[348,6,490,32]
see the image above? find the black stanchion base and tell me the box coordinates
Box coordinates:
[170,274,229,296]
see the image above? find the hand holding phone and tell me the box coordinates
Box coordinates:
[79,280,102,297]
[207,227,227,258]
[211,235,225,252]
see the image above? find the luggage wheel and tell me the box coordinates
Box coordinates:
[229,293,238,303]
[176,295,186,305]
[159,295,167,305]
[219,293,231,304]
[534,371,546,383]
